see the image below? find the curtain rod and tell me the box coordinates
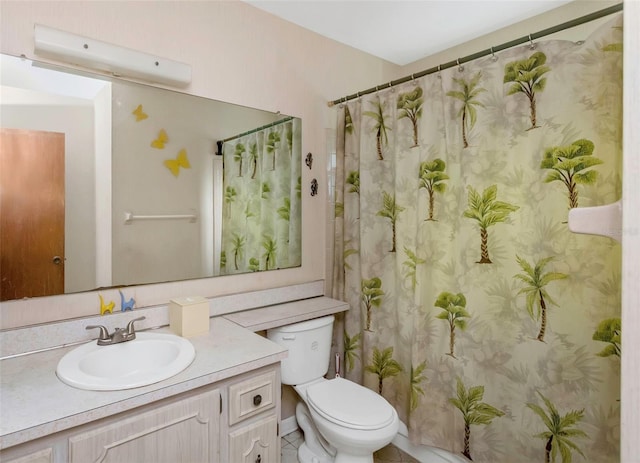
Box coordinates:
[328,3,623,107]
[221,116,294,144]
[215,116,294,155]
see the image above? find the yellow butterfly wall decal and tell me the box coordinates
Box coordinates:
[164,149,191,177]
[132,104,148,121]
[151,129,169,149]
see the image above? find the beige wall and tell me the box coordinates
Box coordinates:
[399,0,619,78]
[0,0,617,326]
[0,2,637,457]
[0,0,399,327]
[621,2,639,461]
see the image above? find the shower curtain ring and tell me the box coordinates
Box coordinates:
[490,46,498,61]
[529,34,535,49]
[457,58,463,72]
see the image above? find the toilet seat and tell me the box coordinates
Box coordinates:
[306,378,396,431]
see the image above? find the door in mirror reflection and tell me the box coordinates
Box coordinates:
[0,128,65,300]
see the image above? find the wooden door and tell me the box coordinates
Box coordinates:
[0,128,65,301]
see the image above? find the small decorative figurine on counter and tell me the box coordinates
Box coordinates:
[119,290,136,311]
[99,294,115,315]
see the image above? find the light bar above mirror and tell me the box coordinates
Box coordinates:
[34,24,192,87]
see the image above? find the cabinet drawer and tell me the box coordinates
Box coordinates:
[229,370,276,425]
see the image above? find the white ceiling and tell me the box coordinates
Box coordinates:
[245,0,573,66]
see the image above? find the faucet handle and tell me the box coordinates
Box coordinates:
[86,325,111,342]
[126,316,146,336]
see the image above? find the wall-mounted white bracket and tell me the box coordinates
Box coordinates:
[567,200,622,242]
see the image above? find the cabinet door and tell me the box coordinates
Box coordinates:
[69,389,219,463]
[229,415,278,463]
[5,448,53,463]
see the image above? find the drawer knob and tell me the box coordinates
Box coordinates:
[253,394,262,406]
[255,455,261,463]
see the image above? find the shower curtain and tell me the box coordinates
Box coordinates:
[332,14,622,463]
[220,118,301,274]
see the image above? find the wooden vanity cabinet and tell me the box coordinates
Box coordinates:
[3,448,54,463]
[2,365,281,463]
[226,370,280,463]
[68,388,220,462]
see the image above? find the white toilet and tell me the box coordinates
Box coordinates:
[267,315,399,463]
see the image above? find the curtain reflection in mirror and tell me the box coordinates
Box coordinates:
[220,118,302,274]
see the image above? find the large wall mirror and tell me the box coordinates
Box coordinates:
[0,54,302,302]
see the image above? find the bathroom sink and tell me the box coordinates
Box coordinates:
[56,332,196,391]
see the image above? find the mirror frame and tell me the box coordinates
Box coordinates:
[0,54,304,327]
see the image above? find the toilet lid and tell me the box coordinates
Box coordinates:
[306,378,396,430]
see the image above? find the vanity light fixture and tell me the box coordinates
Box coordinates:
[33,24,191,87]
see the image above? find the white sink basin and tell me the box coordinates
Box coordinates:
[56,332,195,391]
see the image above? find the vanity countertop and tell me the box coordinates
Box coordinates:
[224,296,349,332]
[0,317,287,450]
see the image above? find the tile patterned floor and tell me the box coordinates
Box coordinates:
[281,430,304,463]
[281,430,419,463]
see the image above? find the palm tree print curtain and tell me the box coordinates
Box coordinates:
[333,15,622,463]
[220,118,301,274]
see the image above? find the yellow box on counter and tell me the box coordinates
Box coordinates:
[169,296,210,338]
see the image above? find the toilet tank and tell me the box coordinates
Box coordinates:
[267,315,335,386]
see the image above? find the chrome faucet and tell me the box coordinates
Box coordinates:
[86,316,146,346]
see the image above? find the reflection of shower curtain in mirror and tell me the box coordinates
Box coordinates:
[220,118,301,275]
[332,15,622,463]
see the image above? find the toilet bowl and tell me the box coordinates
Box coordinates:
[302,377,399,462]
[267,316,399,463]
